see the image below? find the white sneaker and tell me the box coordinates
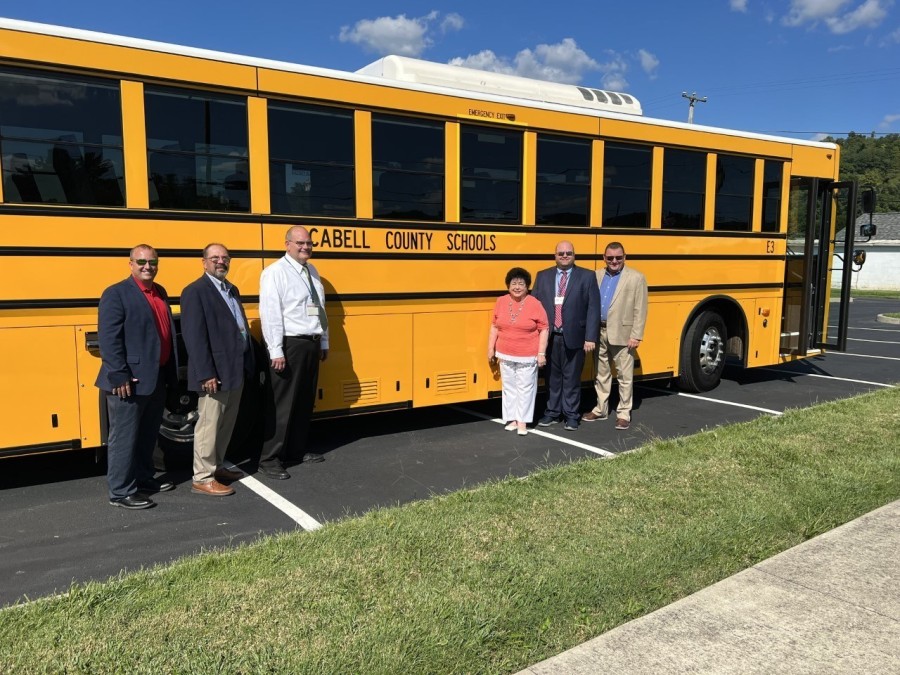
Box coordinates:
[505,421,517,431]
[517,428,528,436]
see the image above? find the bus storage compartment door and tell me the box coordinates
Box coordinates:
[0,326,82,450]
[316,313,413,413]
[413,311,491,407]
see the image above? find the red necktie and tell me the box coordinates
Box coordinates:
[555,270,568,329]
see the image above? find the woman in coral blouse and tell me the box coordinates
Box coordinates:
[487,267,549,435]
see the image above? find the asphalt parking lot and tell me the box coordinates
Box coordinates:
[1,297,898,608]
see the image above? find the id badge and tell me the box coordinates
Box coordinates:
[554,296,564,306]
[307,303,320,316]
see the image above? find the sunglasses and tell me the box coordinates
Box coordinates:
[131,258,159,267]
[605,255,624,262]
[556,251,574,257]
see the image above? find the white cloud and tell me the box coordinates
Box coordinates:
[811,132,832,141]
[825,0,891,32]
[441,13,464,33]
[339,12,462,57]
[449,39,640,90]
[730,0,749,12]
[879,113,900,128]
[637,49,660,78]
[782,0,891,33]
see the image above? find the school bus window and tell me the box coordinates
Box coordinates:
[0,67,125,206]
[761,160,784,233]
[460,125,522,224]
[662,148,706,230]
[535,134,591,226]
[372,114,444,221]
[268,102,354,217]
[714,154,754,231]
[602,142,651,228]
[145,86,248,212]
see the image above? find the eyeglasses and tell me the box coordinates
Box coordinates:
[292,240,314,248]
[556,251,574,257]
[605,255,624,262]
[205,256,231,262]
[131,258,159,267]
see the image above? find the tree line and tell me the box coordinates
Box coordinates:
[826,133,900,212]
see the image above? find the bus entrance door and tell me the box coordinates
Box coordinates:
[781,178,857,356]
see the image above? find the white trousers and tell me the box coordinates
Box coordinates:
[193,381,243,482]
[499,359,539,424]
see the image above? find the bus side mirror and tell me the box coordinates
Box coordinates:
[861,189,876,214]
[853,249,867,268]
[860,222,877,238]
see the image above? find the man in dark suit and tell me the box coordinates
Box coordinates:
[95,244,177,509]
[181,243,254,497]
[532,240,600,431]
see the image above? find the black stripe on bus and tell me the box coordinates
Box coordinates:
[0,439,82,459]
[311,401,413,419]
[0,246,786,264]
[0,204,789,239]
[0,283,784,310]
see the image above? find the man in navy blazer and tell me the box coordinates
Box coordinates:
[531,240,600,430]
[180,243,254,497]
[95,244,177,510]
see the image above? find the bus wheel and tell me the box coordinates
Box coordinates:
[678,310,726,392]
[154,390,198,470]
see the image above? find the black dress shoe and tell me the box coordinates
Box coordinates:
[137,478,175,493]
[258,464,290,480]
[301,453,325,464]
[109,494,155,510]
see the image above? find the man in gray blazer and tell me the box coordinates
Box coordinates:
[96,244,177,509]
[181,243,254,497]
[583,242,648,430]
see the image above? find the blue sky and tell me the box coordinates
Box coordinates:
[3,1,899,141]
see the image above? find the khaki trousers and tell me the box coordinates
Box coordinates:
[192,381,243,483]
[592,326,635,422]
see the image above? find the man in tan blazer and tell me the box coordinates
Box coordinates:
[582,242,648,430]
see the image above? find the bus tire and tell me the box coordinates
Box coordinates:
[678,310,726,392]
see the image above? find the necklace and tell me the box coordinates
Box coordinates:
[508,295,526,323]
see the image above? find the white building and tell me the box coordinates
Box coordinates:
[843,213,900,291]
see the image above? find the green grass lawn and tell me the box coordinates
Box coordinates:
[883,312,900,319]
[2,388,899,674]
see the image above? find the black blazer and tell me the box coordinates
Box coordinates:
[180,274,253,392]
[94,277,177,395]
[532,265,601,350]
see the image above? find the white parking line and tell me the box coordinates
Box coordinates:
[848,326,900,332]
[224,462,322,531]
[451,406,616,457]
[830,352,900,362]
[759,368,895,388]
[640,387,783,416]
[848,337,900,345]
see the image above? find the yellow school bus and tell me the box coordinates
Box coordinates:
[0,18,871,458]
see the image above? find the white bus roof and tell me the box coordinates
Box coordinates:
[0,17,836,150]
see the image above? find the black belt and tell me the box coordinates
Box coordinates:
[286,334,321,341]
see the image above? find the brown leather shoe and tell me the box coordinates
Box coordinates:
[615,418,630,430]
[191,479,235,497]
[214,467,245,482]
[582,411,608,422]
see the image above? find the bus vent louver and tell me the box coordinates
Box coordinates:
[436,371,468,394]
[343,379,380,403]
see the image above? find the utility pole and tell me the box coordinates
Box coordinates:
[681,91,707,124]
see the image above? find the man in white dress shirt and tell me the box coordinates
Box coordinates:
[257,226,329,479]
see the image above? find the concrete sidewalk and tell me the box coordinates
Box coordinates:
[518,499,900,674]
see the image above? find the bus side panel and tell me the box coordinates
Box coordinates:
[633,299,681,378]
[413,311,492,407]
[75,324,103,448]
[745,296,782,368]
[317,314,413,412]
[0,326,81,449]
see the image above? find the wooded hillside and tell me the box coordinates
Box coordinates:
[828,133,900,212]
